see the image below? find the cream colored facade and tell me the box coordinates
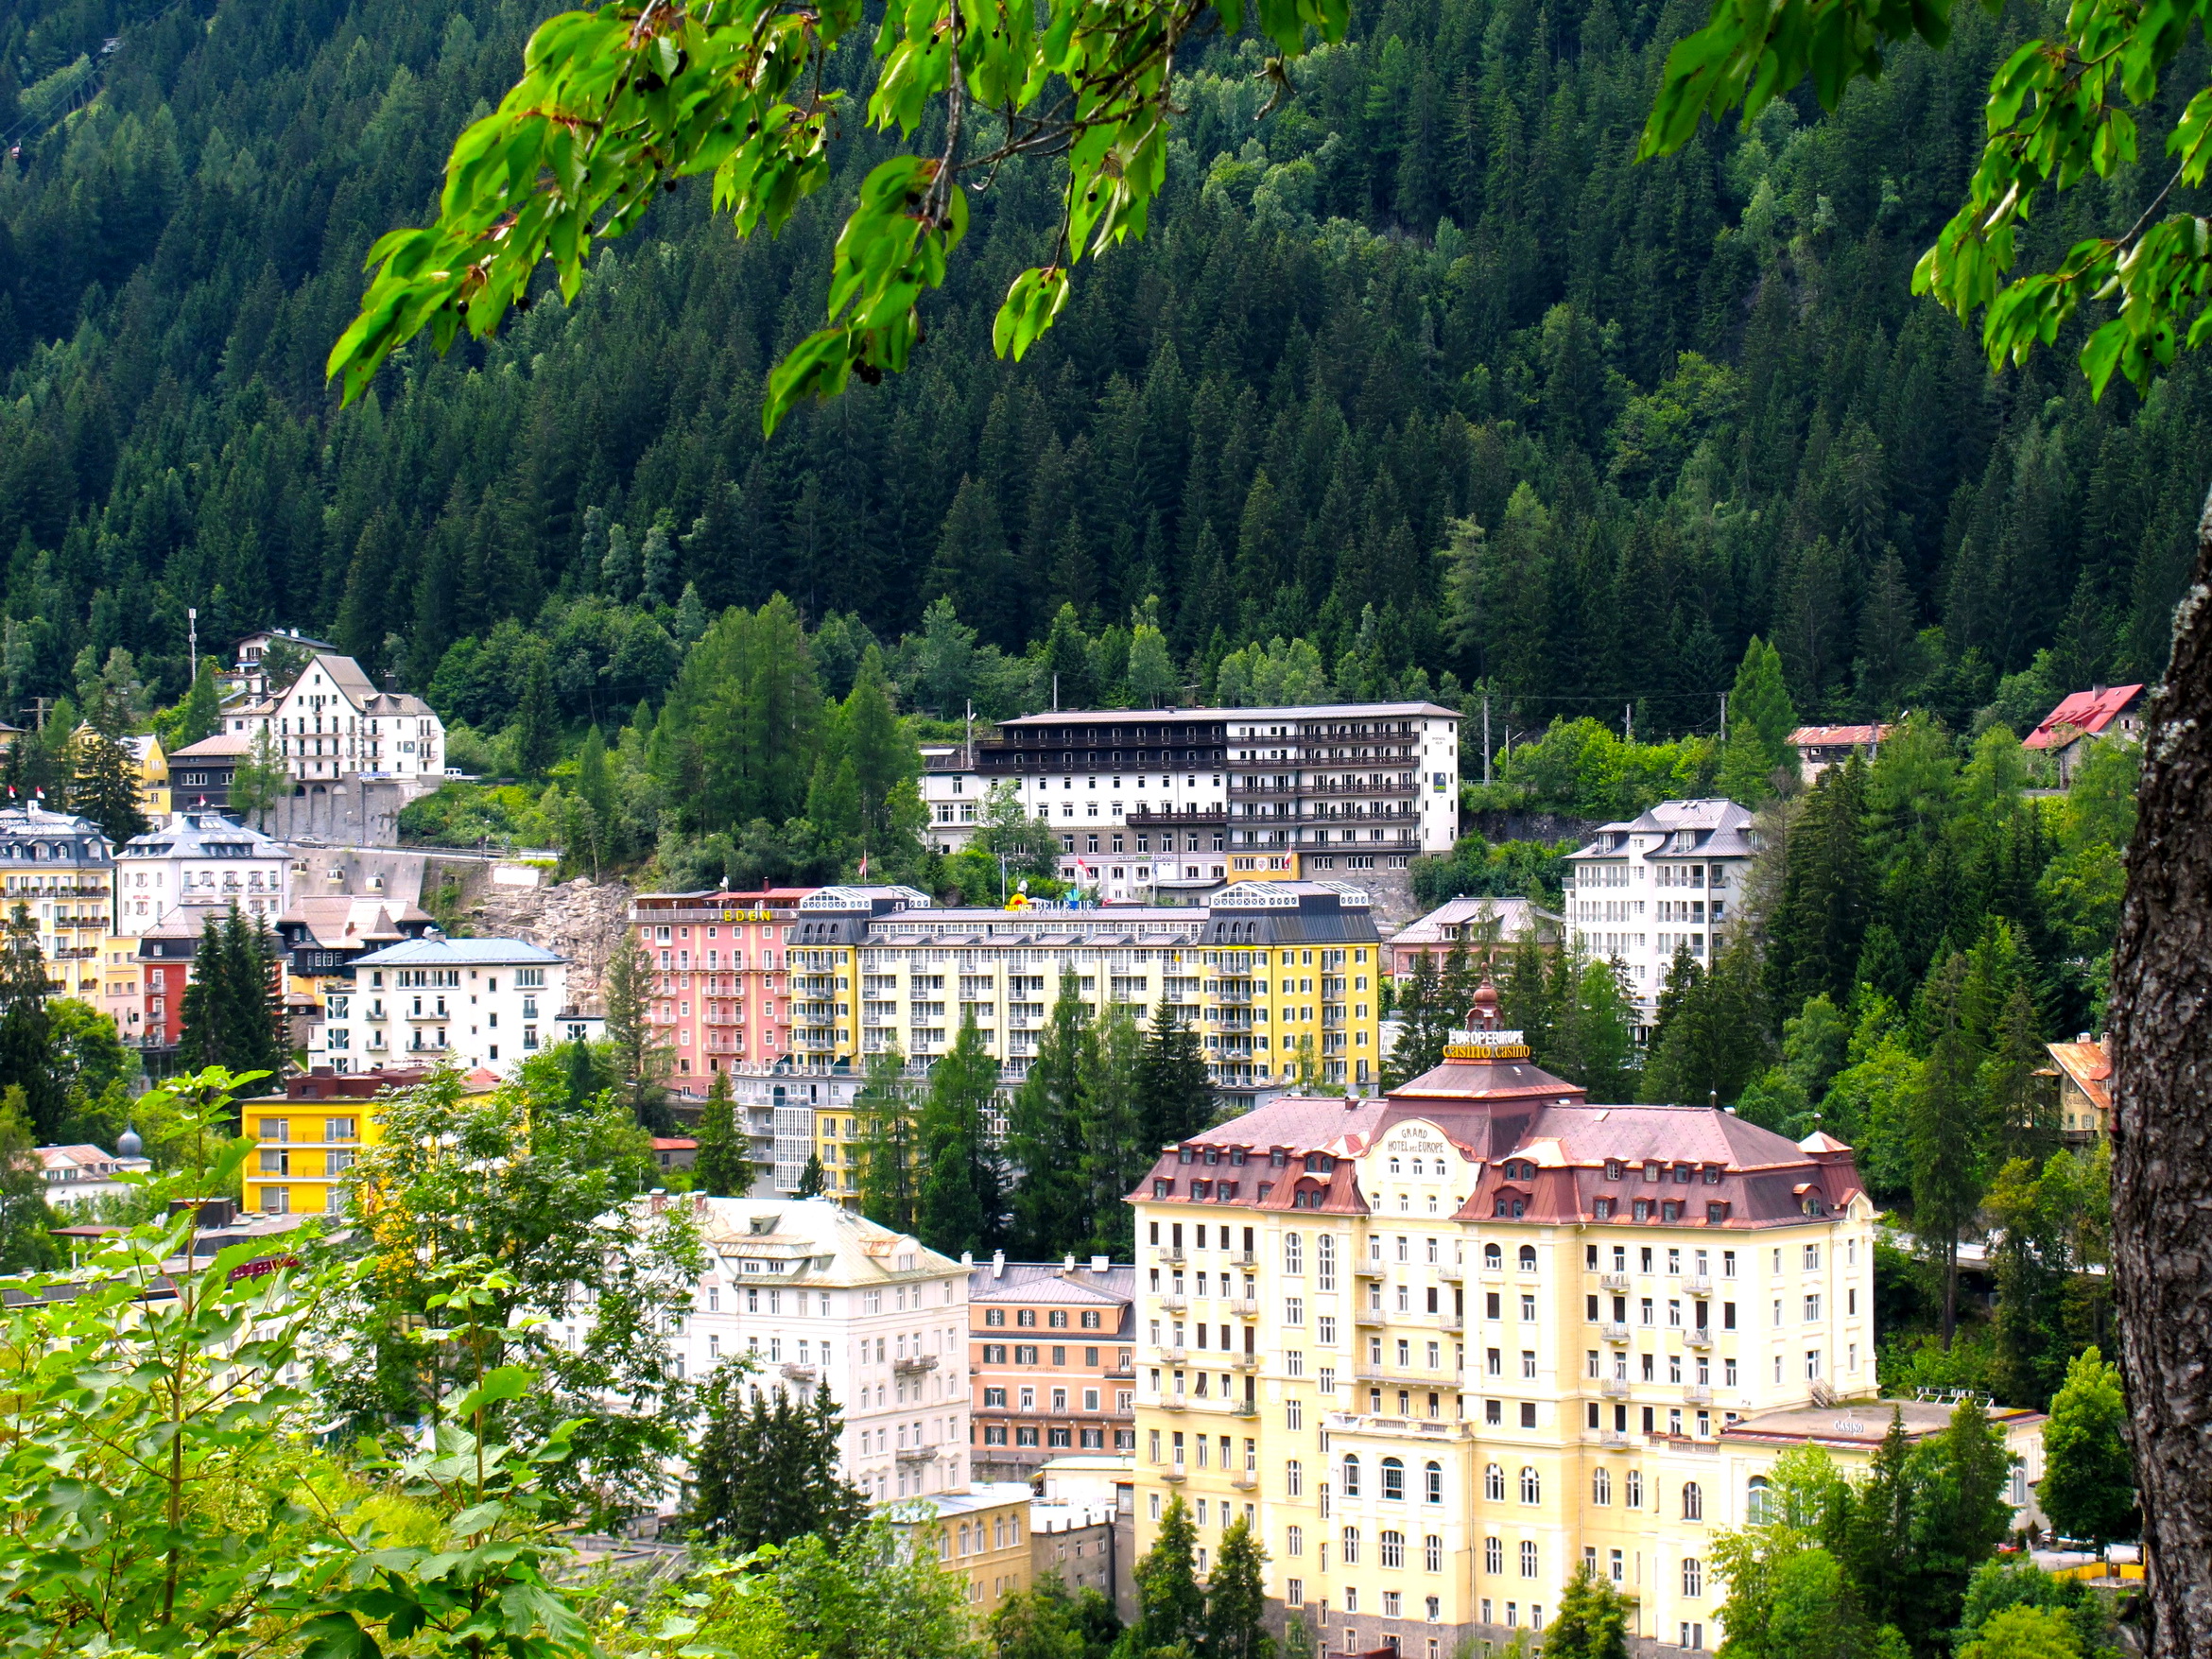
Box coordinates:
[1121,1061,2035,1659]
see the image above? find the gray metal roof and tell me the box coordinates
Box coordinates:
[351,937,563,966]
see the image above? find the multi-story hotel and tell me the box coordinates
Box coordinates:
[241,1064,441,1215]
[647,1196,976,1504]
[1564,801,1757,1036]
[112,813,291,932]
[968,1254,1138,1479]
[916,702,1460,905]
[0,804,114,999]
[631,887,814,1094]
[786,880,1385,1099]
[308,936,594,1076]
[1123,1026,2048,1657]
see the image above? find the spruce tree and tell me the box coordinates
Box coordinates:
[1078,1006,1146,1257]
[797,1152,828,1198]
[67,726,149,844]
[1542,1564,1633,1659]
[508,651,559,776]
[1768,755,1871,1011]
[1134,1000,1211,1150]
[0,905,62,1143]
[1127,1495,1205,1658]
[1381,953,1452,1088]
[1498,928,1558,1059]
[1007,973,1090,1257]
[175,913,230,1075]
[1719,636,1801,803]
[1910,953,1990,1345]
[917,1014,1003,1257]
[855,1048,920,1229]
[690,1365,868,1548]
[1205,1515,1274,1659]
[692,1071,753,1197]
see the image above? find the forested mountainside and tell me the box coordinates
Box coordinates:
[4,0,2210,738]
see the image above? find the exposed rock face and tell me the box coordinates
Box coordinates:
[465,877,633,1013]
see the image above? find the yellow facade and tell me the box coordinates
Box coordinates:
[244,1093,378,1217]
[1201,942,1375,1091]
[1127,1114,1897,1657]
[98,935,144,1047]
[890,1485,1035,1624]
[813,1101,868,1201]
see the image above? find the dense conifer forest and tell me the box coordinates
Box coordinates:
[5,0,2209,742]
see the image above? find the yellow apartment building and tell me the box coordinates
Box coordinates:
[1124,1030,2048,1658]
[240,1065,471,1215]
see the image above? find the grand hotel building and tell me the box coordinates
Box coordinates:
[1124,1018,2048,1657]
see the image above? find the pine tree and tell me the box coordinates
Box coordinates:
[690,1364,868,1548]
[508,650,559,776]
[1205,1515,1274,1659]
[1768,755,1871,1011]
[1134,1000,1211,1152]
[1498,927,1558,1058]
[1007,974,1090,1257]
[1910,953,1990,1345]
[0,1085,58,1271]
[1548,959,1636,1098]
[1719,636,1801,803]
[916,1014,1003,1257]
[1126,1495,1205,1658]
[1643,942,1771,1106]
[855,1049,920,1230]
[797,1153,828,1198]
[692,1071,753,1197]
[176,912,230,1075]
[169,662,222,749]
[0,905,61,1143]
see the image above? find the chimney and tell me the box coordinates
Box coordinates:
[1063,1253,1076,1271]
[961,1250,974,1268]
[1090,1254,1110,1274]
[992,1249,1006,1279]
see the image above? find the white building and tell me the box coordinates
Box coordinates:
[113,813,292,934]
[1564,799,1759,1036]
[37,1135,150,1208]
[225,651,445,783]
[647,1195,976,1504]
[313,936,590,1077]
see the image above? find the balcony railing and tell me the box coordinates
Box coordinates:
[1600,1377,1631,1398]
[1685,1276,1713,1296]
[894,1444,939,1463]
[1158,1295,1188,1313]
[1600,1322,1631,1342]
[893,1354,939,1375]
[1685,1329,1714,1350]
[1600,1272,1631,1291]
[1684,1384,1713,1405]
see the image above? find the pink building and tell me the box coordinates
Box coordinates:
[631,889,816,1097]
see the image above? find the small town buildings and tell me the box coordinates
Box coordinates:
[786,879,1385,1102]
[1564,800,1758,1039]
[167,733,250,814]
[631,887,815,1092]
[647,1196,976,1503]
[885,1485,1039,1620]
[113,813,291,934]
[312,936,590,1077]
[968,1253,1138,1480]
[0,804,115,1001]
[1788,724,1896,783]
[2024,684,2147,784]
[36,1135,150,1207]
[240,1065,440,1216]
[224,652,446,784]
[1387,897,1564,981]
[130,898,228,1055]
[121,734,170,819]
[2043,1038,2112,1142]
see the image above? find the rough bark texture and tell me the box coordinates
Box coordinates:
[2110,485,2212,1659]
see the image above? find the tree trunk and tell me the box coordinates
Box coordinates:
[2110,485,2212,1659]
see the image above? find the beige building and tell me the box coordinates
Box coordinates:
[1124,1032,2046,1657]
[886,1483,1039,1622]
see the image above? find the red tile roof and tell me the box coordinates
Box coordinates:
[2024,685,2146,750]
[2045,1041,2111,1114]
[1789,724,1894,749]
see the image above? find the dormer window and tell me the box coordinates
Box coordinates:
[1604,1160,1623,1181]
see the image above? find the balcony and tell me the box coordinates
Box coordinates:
[1230,1471,1257,1491]
[1126,807,1228,828]
[894,1354,940,1375]
[1156,1247,1184,1266]
[1685,1276,1713,1297]
[1355,1261,1386,1279]
[1231,1250,1258,1268]
[1161,1465,1187,1482]
[1600,1272,1630,1291]
[1230,1353,1260,1373]
[1355,1308,1387,1327]
[1599,1428,1632,1448]
[1439,1262,1465,1282]
[1684,1384,1712,1405]
[1158,1295,1188,1313]
[1229,1298,1259,1318]
[1601,1322,1631,1342]
[894,1444,940,1464]
[781,1362,819,1383]
[1685,1329,1714,1350]
[1431,1313,1464,1333]
[1231,1399,1258,1419]
[1156,1394,1188,1413]
[404,1007,452,1022]
[1601,1377,1631,1398]
[1156,1345,1186,1364]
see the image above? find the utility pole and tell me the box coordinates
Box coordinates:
[1052,672,1060,712]
[1482,692,1492,786]
[1625,702,1633,744]
[965,699,974,769]
[187,608,198,680]
[1719,692,1728,736]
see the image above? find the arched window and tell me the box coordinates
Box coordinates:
[1746,1477,1774,1526]
[1284,1232,1304,1274]
[1483,1242,1502,1270]
[1684,1557,1704,1598]
[1287,1524,1305,1556]
[1519,1466,1541,1505]
[1381,1458,1406,1500]
[1627,1470,1645,1509]
[1342,1454,1361,1497]
[1341,1526,1361,1565]
[1484,1463,1505,1502]
[1381,1529,1406,1569]
[1425,1534,1443,1573]
[1425,1460,1443,1503]
[1593,1468,1613,1506]
[1518,1245,1537,1271]
[1286,1459,1303,1496]
[1683,1480,1703,1521]
[1519,1540,1539,1578]
[1317,1234,1338,1289]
